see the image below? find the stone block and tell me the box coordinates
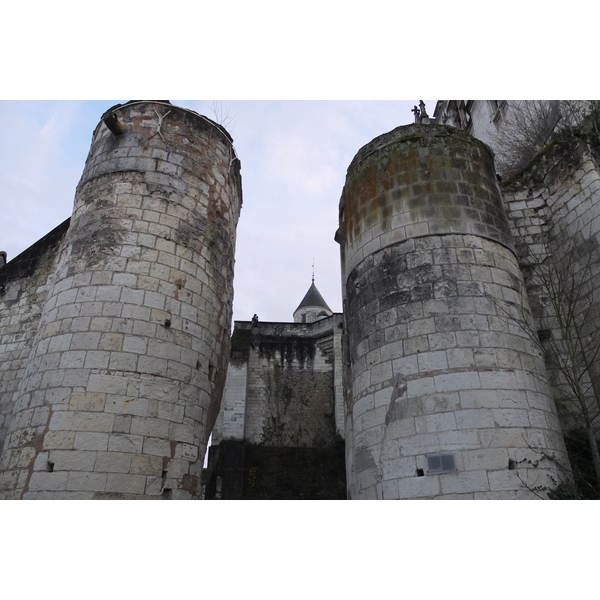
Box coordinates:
[69,392,106,412]
[492,408,530,428]
[392,355,419,377]
[446,348,474,369]
[108,434,144,454]
[98,333,124,352]
[142,436,172,456]
[48,334,73,353]
[84,351,111,369]
[66,471,107,492]
[398,473,441,499]
[130,416,170,438]
[419,393,460,415]
[74,432,109,451]
[380,478,400,499]
[404,335,429,355]
[105,473,146,494]
[440,469,490,494]
[462,447,508,472]
[455,408,495,429]
[88,373,129,395]
[417,351,448,372]
[90,317,113,332]
[43,431,76,450]
[95,286,123,303]
[407,376,436,398]
[415,411,457,433]
[386,416,416,438]
[486,469,523,492]
[434,371,480,392]
[370,361,393,385]
[165,458,191,479]
[94,451,133,473]
[27,471,69,492]
[382,456,417,480]
[169,422,196,445]
[48,449,97,472]
[108,352,138,371]
[130,454,163,476]
[427,332,457,350]
[123,336,148,354]
[71,332,102,350]
[478,427,528,449]
[360,406,387,430]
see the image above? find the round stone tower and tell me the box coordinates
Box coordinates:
[337,123,570,499]
[0,101,242,498]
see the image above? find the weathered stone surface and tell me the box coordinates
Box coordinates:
[0,101,242,499]
[339,123,570,499]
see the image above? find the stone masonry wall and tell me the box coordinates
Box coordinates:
[0,102,242,499]
[0,221,69,457]
[338,123,570,499]
[502,137,600,433]
[214,320,340,448]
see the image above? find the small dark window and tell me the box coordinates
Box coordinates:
[427,453,456,473]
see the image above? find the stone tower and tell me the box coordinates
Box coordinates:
[337,123,570,499]
[293,278,333,323]
[0,101,242,499]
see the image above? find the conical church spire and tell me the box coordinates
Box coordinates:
[293,274,332,324]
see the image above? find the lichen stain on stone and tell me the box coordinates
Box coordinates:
[69,211,126,270]
[176,215,207,254]
[181,473,200,495]
[354,445,378,475]
[385,374,407,425]
[261,363,334,447]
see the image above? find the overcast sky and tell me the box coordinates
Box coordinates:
[0,99,436,324]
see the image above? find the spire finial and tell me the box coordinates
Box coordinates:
[312,258,315,283]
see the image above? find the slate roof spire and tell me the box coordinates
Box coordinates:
[293,274,333,324]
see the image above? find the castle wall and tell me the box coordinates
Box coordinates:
[0,102,242,499]
[214,319,341,448]
[0,221,69,457]
[338,124,570,499]
[205,317,346,499]
[502,137,600,433]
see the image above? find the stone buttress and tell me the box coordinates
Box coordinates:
[337,123,570,499]
[0,101,242,498]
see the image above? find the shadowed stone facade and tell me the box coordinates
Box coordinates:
[204,285,346,499]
